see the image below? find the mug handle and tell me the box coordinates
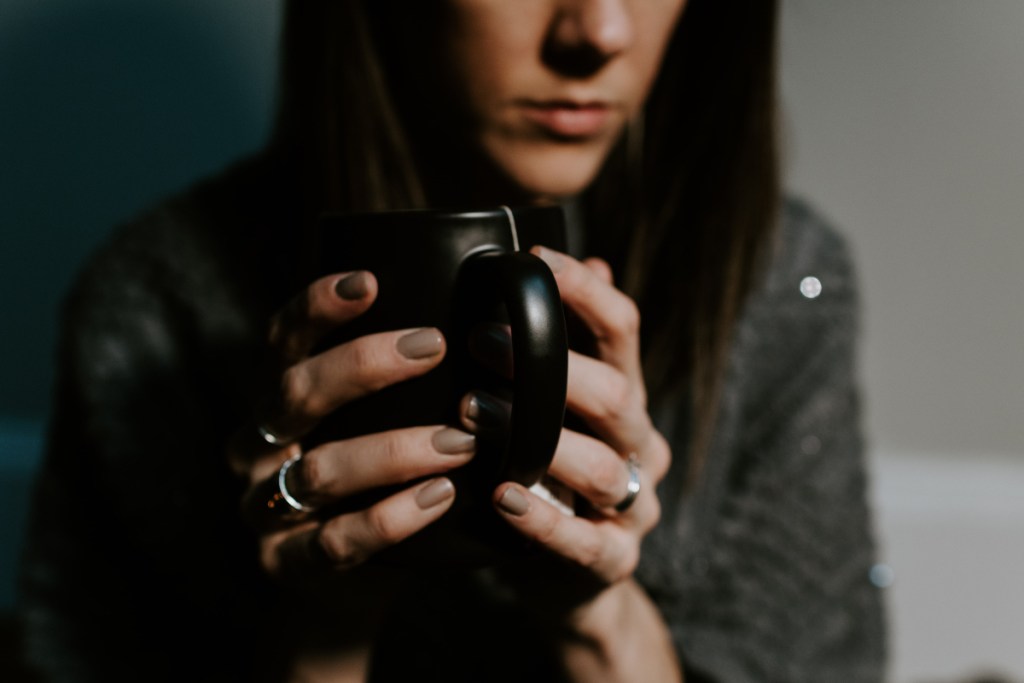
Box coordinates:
[462,250,568,487]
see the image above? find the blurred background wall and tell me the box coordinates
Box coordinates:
[0,0,282,666]
[781,2,1024,681]
[1,1,1021,681]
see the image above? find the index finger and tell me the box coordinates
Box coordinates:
[268,271,378,364]
[531,247,642,383]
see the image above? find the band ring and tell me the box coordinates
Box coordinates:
[614,453,641,513]
[267,452,314,517]
[258,423,292,447]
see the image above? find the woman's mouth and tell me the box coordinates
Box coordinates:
[518,100,614,139]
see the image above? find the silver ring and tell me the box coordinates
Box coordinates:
[265,452,314,518]
[614,453,641,513]
[277,454,314,513]
[258,423,292,447]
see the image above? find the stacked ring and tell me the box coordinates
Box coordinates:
[266,452,314,517]
[614,453,641,513]
[257,424,292,447]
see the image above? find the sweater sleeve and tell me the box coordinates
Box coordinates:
[638,201,887,683]
[18,206,271,681]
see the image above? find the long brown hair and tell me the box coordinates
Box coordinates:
[272,0,780,482]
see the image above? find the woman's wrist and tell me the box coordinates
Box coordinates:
[287,644,373,683]
[558,580,682,683]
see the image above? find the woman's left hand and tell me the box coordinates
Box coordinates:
[464,246,680,681]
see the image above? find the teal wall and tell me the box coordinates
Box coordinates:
[0,0,280,610]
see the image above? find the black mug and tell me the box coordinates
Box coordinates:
[311,205,569,565]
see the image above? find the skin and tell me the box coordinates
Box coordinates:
[436,0,687,200]
[231,0,687,680]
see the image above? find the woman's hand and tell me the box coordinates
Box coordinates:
[226,271,476,676]
[466,247,680,682]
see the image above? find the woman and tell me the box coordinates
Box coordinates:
[22,0,886,681]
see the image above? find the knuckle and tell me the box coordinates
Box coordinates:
[641,495,662,534]
[590,455,626,502]
[364,504,402,546]
[576,267,602,299]
[533,511,562,548]
[278,366,308,414]
[259,538,282,576]
[597,373,632,423]
[631,385,649,415]
[345,340,375,376]
[307,278,336,318]
[378,431,408,475]
[612,297,641,337]
[344,340,388,392]
[317,523,359,570]
[584,256,613,283]
[279,365,320,418]
[574,534,605,571]
[616,542,641,580]
[648,433,672,482]
[296,450,325,496]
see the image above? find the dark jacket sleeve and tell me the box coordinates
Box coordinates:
[638,201,887,683]
[19,207,272,682]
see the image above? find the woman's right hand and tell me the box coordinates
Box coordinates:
[228,270,476,583]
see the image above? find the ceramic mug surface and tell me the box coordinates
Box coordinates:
[312,205,568,565]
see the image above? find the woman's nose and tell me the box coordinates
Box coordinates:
[545,0,635,76]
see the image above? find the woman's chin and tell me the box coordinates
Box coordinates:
[484,143,610,203]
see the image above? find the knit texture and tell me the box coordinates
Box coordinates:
[20,159,886,681]
[637,199,887,682]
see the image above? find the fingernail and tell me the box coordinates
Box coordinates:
[416,478,455,509]
[466,396,479,421]
[431,428,476,455]
[497,486,530,516]
[534,246,564,273]
[335,271,369,300]
[465,392,510,432]
[397,328,443,359]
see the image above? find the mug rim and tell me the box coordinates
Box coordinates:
[322,204,563,227]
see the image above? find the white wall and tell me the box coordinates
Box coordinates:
[781,2,1024,681]
[780,1,1024,459]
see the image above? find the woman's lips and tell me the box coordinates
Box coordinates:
[518,101,614,139]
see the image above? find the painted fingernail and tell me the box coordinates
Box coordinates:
[534,246,564,273]
[416,478,455,509]
[431,428,476,455]
[335,271,369,300]
[397,328,443,359]
[497,486,530,516]
[465,392,510,432]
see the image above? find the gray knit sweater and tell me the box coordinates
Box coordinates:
[21,159,886,681]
